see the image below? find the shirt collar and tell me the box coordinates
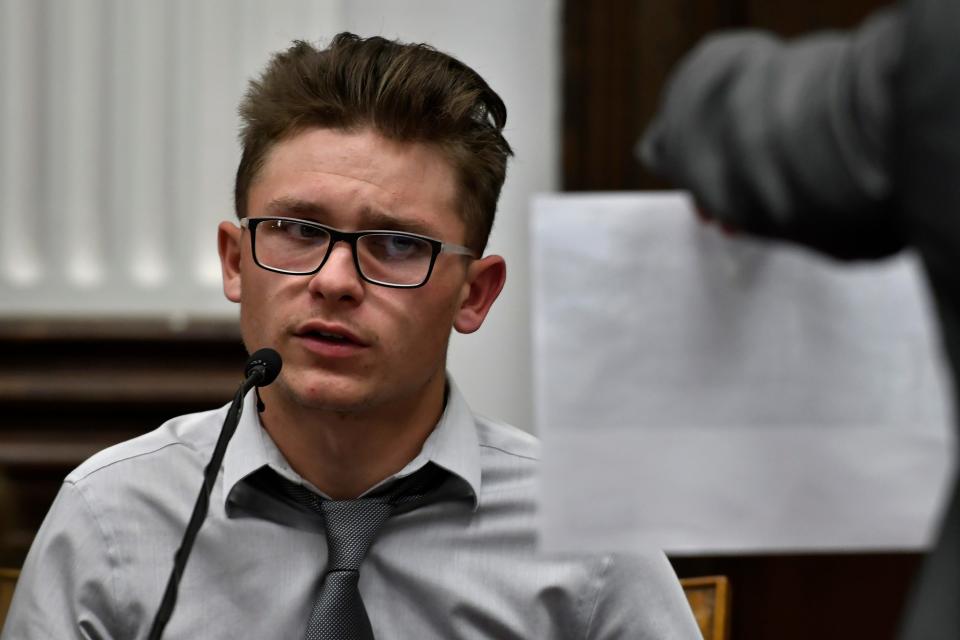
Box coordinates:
[222,375,481,511]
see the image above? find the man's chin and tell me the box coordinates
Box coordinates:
[293,395,372,415]
[275,372,376,414]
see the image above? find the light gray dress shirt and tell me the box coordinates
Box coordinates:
[2,379,701,639]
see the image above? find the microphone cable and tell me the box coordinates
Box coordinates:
[147,348,282,639]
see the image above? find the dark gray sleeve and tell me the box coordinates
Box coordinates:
[640,8,905,260]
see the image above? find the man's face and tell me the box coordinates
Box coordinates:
[218,127,501,416]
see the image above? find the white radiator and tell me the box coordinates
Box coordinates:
[0,0,341,318]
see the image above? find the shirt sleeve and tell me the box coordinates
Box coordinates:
[584,552,703,640]
[2,481,126,639]
[640,7,905,260]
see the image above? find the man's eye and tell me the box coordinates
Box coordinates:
[386,236,418,254]
[366,235,427,260]
[290,223,322,239]
[267,221,323,240]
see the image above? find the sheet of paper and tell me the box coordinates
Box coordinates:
[532,192,955,554]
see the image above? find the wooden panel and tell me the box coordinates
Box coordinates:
[0,318,246,565]
[682,575,731,640]
[562,0,639,191]
[563,0,738,191]
[672,554,922,640]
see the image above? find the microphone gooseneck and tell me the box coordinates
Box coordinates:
[147,348,283,640]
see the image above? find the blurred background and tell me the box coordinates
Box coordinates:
[1,1,908,638]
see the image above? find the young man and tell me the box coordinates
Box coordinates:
[4,34,699,638]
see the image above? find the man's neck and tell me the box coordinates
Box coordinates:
[257,379,446,499]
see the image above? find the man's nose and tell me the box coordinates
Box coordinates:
[306,241,365,301]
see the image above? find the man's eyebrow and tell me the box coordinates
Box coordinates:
[355,208,438,237]
[264,197,329,219]
[263,198,439,236]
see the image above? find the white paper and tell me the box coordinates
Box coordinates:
[532,192,955,554]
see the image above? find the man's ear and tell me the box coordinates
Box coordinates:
[218,221,243,303]
[454,255,506,334]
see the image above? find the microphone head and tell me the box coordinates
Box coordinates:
[244,348,283,386]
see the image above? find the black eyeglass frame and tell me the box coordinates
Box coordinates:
[239,216,477,289]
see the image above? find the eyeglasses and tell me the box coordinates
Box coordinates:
[240,216,477,288]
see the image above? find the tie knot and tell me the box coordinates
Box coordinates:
[320,498,394,571]
[273,463,448,572]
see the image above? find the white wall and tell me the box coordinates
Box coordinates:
[343,2,559,432]
[0,0,559,432]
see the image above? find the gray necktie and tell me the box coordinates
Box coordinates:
[285,465,445,640]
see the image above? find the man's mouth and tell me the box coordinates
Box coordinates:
[306,330,353,344]
[293,322,367,350]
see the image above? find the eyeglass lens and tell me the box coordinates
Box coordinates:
[255,219,434,286]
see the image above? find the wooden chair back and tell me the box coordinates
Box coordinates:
[681,575,731,640]
[0,568,18,630]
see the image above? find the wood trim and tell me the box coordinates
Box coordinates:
[0,318,248,564]
[0,317,240,342]
[0,568,19,629]
[681,575,731,640]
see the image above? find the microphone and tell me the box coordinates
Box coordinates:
[244,347,282,386]
[147,348,282,640]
